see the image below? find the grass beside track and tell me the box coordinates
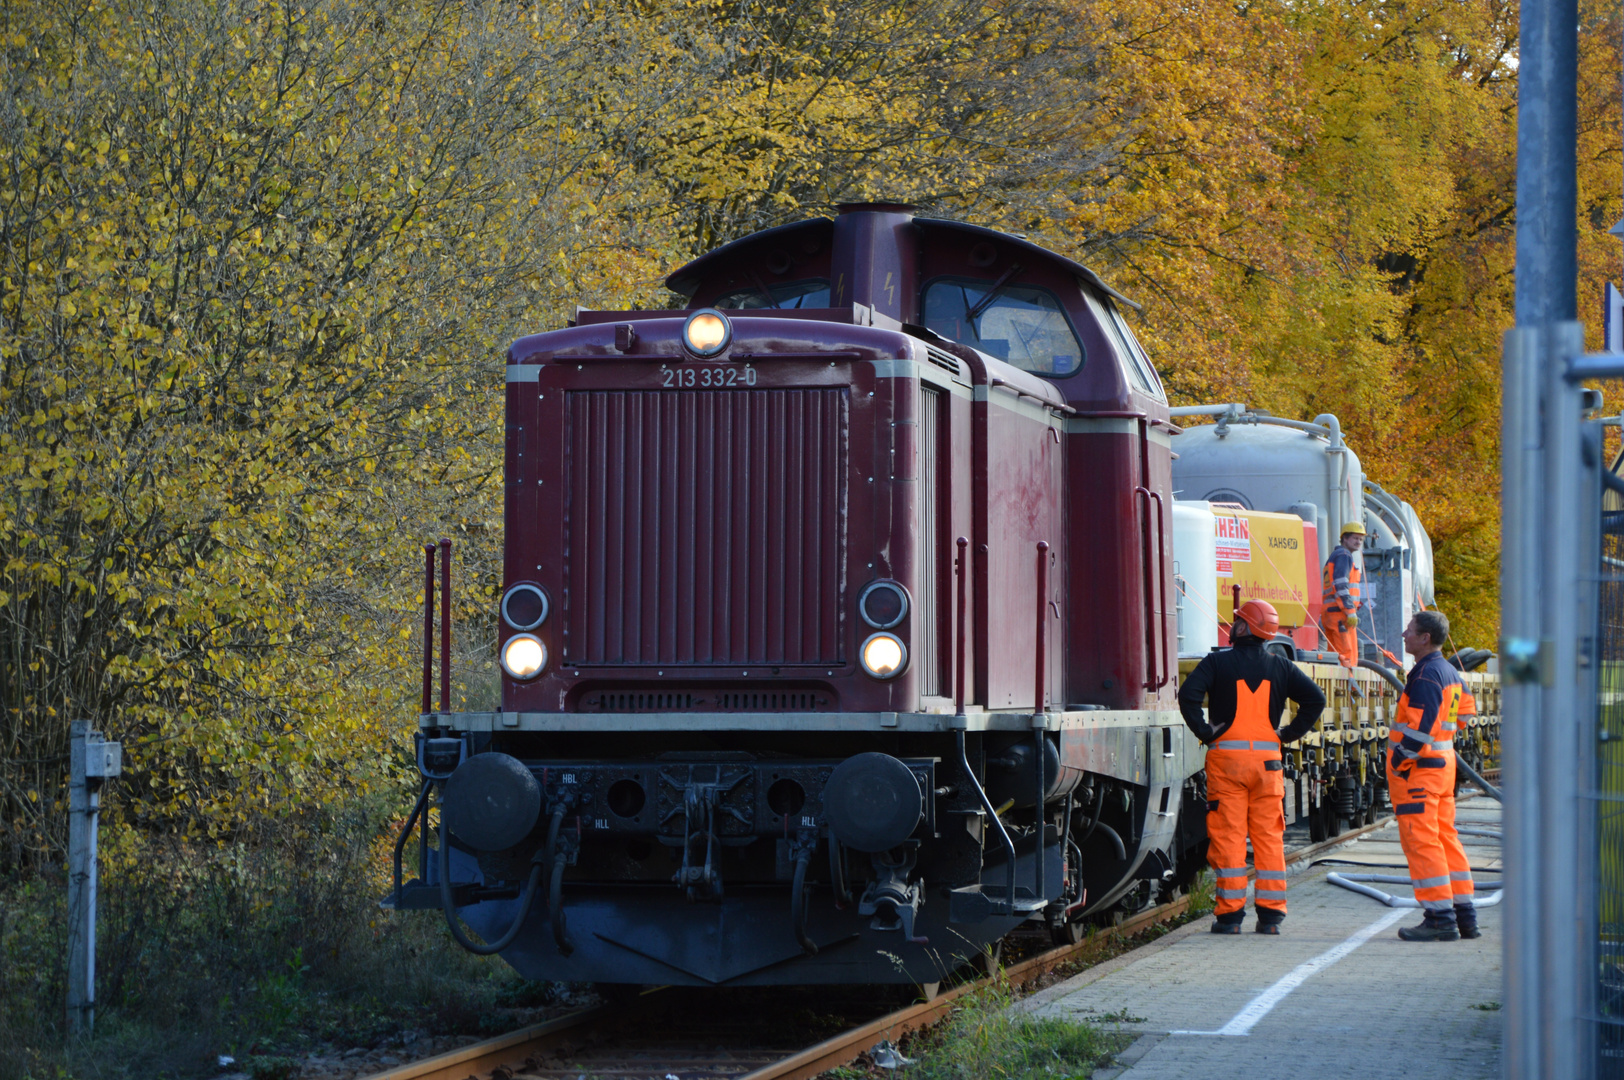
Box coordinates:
[0,808,591,1080]
[844,981,1132,1080]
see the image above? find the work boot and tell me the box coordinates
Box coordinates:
[1397,912,1460,942]
[1454,904,1481,940]
[1211,912,1243,935]
[1255,908,1284,935]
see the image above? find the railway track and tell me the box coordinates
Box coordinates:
[362,813,1406,1080]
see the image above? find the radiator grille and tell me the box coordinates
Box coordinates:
[564,388,848,666]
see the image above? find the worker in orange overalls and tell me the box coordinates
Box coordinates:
[1179,600,1325,934]
[1321,521,1366,667]
[1389,610,1478,941]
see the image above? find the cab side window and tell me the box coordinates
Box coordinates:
[922,277,1085,376]
[1079,287,1165,400]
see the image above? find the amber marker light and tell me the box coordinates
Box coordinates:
[501,634,547,680]
[860,632,908,679]
[682,308,732,357]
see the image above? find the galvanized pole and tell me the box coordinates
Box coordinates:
[1543,323,1596,1080]
[66,721,121,1038]
[1499,324,1542,1080]
[1507,0,1582,1069]
[1514,0,1578,328]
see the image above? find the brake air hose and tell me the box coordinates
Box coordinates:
[545,805,573,956]
[792,847,818,955]
[439,827,546,956]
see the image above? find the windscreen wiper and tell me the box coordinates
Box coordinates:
[965,262,1023,323]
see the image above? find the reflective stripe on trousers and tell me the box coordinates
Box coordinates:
[1206,678,1286,918]
[1386,751,1473,910]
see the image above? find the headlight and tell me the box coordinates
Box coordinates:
[682,308,731,357]
[501,583,549,630]
[501,634,547,680]
[858,580,909,629]
[860,632,907,679]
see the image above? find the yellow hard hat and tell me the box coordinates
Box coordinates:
[1341,520,1366,537]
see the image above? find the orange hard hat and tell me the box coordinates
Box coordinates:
[1235,600,1280,640]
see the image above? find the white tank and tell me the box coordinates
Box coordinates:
[1169,408,1438,664]
[1169,415,1362,570]
[1172,501,1219,657]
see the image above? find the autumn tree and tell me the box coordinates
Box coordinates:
[0,0,665,867]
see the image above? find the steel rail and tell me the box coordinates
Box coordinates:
[358,814,1406,1080]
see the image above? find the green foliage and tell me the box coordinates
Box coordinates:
[1186,869,1215,917]
[910,980,1125,1080]
[0,799,522,1080]
[0,0,655,867]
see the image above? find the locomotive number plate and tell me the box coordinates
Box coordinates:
[659,364,757,388]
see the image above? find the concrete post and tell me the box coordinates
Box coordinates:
[66,720,121,1038]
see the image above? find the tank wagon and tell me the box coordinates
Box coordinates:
[387,205,1206,988]
[1169,409,1500,841]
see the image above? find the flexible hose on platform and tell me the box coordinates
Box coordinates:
[1455,756,1502,802]
[1328,872,1504,909]
[1357,659,1405,693]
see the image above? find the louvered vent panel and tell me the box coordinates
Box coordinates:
[564,388,848,666]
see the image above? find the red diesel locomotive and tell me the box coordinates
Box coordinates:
[389,204,1200,988]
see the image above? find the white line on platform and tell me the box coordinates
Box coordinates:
[1171,909,1408,1037]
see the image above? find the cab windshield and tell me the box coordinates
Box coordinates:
[922,277,1084,376]
[715,279,830,309]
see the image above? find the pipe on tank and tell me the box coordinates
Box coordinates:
[1168,402,1248,419]
[1311,413,1350,539]
[1363,482,1411,547]
[1312,413,1344,450]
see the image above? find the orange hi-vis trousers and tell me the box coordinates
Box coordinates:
[1206,680,1288,918]
[1386,751,1474,912]
[1320,612,1358,668]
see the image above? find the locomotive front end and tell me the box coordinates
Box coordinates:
[391,206,1201,989]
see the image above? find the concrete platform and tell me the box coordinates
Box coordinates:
[1023,800,1504,1080]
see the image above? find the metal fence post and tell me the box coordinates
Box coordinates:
[66,720,121,1038]
[1542,323,1599,1078]
[1501,325,1543,1080]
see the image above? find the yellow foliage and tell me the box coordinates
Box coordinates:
[2,0,1617,860]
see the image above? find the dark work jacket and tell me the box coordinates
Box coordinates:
[1177,638,1326,746]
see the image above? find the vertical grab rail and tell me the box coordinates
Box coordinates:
[953,536,1019,915]
[439,538,452,714]
[1034,540,1051,908]
[956,537,970,714]
[1134,487,1158,689]
[1147,490,1169,689]
[422,544,436,714]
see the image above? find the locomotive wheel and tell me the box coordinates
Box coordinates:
[1308,799,1328,843]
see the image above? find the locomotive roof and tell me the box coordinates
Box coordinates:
[663,212,1139,311]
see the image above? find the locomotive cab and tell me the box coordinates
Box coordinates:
[396,205,1201,989]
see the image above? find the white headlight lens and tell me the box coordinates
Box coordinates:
[860,633,907,679]
[683,309,731,356]
[501,634,547,680]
